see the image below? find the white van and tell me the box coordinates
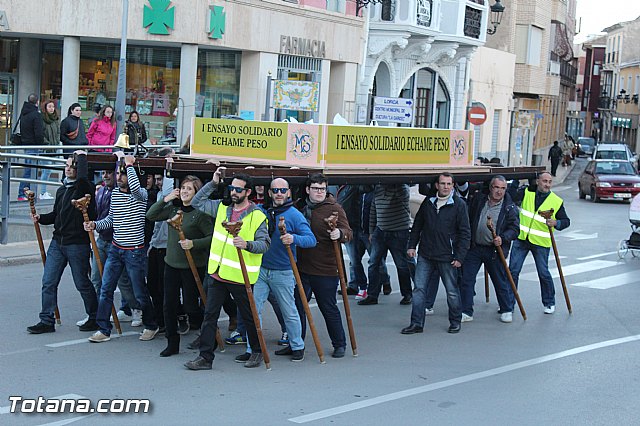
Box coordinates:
[593,143,637,165]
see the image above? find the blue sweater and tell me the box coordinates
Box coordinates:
[261,204,317,270]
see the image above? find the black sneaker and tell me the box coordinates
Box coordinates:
[275,346,293,356]
[244,353,263,368]
[184,356,212,370]
[399,296,412,305]
[338,287,358,296]
[332,347,346,358]
[291,349,304,362]
[357,296,378,306]
[382,283,392,295]
[27,322,55,334]
[235,352,251,363]
[78,319,99,332]
[177,315,190,335]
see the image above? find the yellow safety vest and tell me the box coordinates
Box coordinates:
[208,203,266,284]
[518,190,563,248]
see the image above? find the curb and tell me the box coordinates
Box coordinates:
[0,255,43,267]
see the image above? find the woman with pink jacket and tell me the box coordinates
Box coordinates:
[87,105,116,152]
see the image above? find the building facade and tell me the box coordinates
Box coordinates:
[576,35,605,141]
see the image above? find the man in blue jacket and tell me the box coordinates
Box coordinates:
[402,173,471,335]
[460,175,519,323]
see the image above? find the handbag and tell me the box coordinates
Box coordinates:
[10,116,21,145]
[66,120,80,140]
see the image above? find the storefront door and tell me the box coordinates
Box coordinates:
[0,74,17,146]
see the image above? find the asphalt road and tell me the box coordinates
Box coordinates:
[1,157,640,425]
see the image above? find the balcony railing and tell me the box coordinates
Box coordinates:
[463,5,482,39]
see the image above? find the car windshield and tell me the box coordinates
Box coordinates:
[595,162,636,175]
[595,150,628,160]
[579,138,594,146]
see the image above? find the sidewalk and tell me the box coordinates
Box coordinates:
[0,239,48,267]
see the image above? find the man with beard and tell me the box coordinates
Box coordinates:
[250,178,316,362]
[84,153,159,342]
[185,169,270,370]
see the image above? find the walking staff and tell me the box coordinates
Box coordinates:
[487,217,527,320]
[484,268,490,303]
[538,209,572,313]
[222,220,271,370]
[325,212,358,356]
[72,194,123,335]
[167,210,224,351]
[278,217,325,363]
[26,190,61,324]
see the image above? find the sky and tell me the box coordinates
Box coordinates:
[575,0,640,43]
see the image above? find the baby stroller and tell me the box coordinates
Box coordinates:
[617,193,640,258]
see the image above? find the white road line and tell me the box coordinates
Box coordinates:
[0,394,85,415]
[519,260,617,281]
[45,332,139,348]
[571,272,638,289]
[552,185,571,192]
[288,334,640,423]
[577,251,618,260]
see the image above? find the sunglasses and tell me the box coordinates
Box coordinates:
[228,185,246,194]
[270,188,289,194]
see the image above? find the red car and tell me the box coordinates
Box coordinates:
[579,159,640,202]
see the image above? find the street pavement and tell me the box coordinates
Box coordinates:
[2,157,640,425]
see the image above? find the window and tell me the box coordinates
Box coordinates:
[635,75,639,94]
[381,0,395,21]
[515,25,542,66]
[491,110,501,156]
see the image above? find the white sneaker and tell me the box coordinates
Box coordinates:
[355,289,368,300]
[39,192,53,200]
[117,310,133,322]
[500,312,513,323]
[425,308,434,315]
[139,328,159,341]
[544,305,555,314]
[88,331,111,343]
[76,315,89,326]
[131,309,143,327]
[461,313,473,322]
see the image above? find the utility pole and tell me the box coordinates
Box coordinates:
[115,0,129,135]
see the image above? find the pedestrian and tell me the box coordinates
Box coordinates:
[459,176,520,323]
[295,173,352,358]
[147,175,213,357]
[27,151,99,334]
[17,93,45,201]
[508,172,571,314]
[548,141,563,177]
[402,173,470,335]
[185,170,270,370]
[83,153,159,343]
[39,99,61,200]
[125,110,148,147]
[60,103,88,152]
[86,105,116,152]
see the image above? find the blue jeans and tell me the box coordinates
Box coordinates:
[460,245,515,316]
[39,240,97,325]
[96,244,157,335]
[345,228,390,291]
[411,256,462,327]
[253,268,304,350]
[18,149,38,197]
[508,239,555,307]
[367,228,414,299]
[91,237,137,311]
[296,273,346,349]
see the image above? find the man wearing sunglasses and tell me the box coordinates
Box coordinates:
[296,174,352,358]
[186,168,270,370]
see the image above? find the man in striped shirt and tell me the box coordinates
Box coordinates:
[84,153,159,342]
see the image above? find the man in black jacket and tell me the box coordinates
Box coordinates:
[27,151,99,334]
[402,173,471,335]
[17,94,45,200]
[460,176,519,323]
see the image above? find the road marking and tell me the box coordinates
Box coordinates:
[557,230,599,241]
[552,185,571,192]
[45,332,139,348]
[288,334,640,423]
[519,260,617,281]
[571,272,638,289]
[577,251,618,260]
[0,394,85,415]
[0,347,40,356]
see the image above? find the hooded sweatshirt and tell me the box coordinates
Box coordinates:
[18,101,44,145]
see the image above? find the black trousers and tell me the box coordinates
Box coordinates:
[147,247,166,327]
[199,276,260,362]
[163,264,204,339]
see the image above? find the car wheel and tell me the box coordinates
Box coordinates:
[578,184,586,199]
[591,187,600,203]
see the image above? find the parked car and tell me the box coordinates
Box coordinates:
[593,142,638,165]
[578,159,640,202]
[577,137,595,156]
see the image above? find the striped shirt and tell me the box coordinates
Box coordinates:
[95,166,148,248]
[369,184,412,233]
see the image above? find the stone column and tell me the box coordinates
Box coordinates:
[177,44,198,150]
[60,37,80,118]
[17,38,40,107]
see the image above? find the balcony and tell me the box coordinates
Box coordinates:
[548,52,577,85]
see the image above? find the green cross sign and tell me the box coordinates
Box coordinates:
[143,0,175,35]
[208,5,226,39]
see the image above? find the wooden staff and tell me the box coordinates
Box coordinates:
[167,210,224,351]
[278,217,325,363]
[324,212,358,356]
[487,217,527,320]
[221,220,271,370]
[26,190,61,324]
[484,267,490,303]
[537,209,572,313]
[71,194,122,334]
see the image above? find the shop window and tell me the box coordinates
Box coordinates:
[196,50,241,118]
[0,39,19,74]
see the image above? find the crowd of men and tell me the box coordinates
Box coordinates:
[26,150,570,371]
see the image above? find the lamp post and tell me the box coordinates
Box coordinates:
[487,0,505,35]
[115,0,129,136]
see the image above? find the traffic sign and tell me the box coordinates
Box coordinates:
[373,96,414,107]
[468,103,487,126]
[372,105,413,124]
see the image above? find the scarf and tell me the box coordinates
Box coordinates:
[302,197,322,223]
[267,200,294,236]
[43,111,59,124]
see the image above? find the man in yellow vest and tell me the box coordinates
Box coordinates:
[508,172,571,314]
[185,169,270,370]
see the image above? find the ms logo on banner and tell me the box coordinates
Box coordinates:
[290,130,314,159]
[452,136,466,160]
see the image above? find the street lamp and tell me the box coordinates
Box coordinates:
[487,0,505,35]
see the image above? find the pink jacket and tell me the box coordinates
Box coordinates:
[87,116,116,151]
